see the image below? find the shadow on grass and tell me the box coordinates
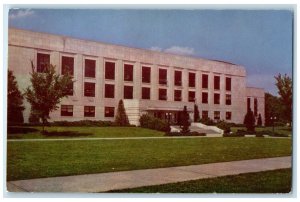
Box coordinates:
[42,131,93,137]
[7,127,39,134]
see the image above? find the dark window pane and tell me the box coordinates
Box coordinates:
[159,89,167,100]
[66,82,74,96]
[159,69,167,85]
[84,82,95,97]
[214,76,220,90]
[105,62,115,80]
[202,92,208,104]
[254,98,258,116]
[188,91,195,102]
[142,66,151,83]
[124,64,133,81]
[202,74,208,89]
[247,97,251,110]
[226,94,231,105]
[105,84,114,98]
[189,72,195,87]
[142,87,150,99]
[226,112,232,120]
[226,77,231,91]
[174,71,182,86]
[214,93,220,104]
[61,56,74,75]
[174,90,181,101]
[61,105,73,116]
[37,53,50,72]
[124,86,133,99]
[104,107,114,117]
[202,111,208,119]
[84,106,95,117]
[85,59,96,78]
[214,111,220,120]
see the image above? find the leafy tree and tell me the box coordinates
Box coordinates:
[257,113,262,126]
[243,108,255,132]
[24,61,73,132]
[265,92,284,126]
[275,74,292,125]
[7,70,24,125]
[194,104,200,122]
[115,99,130,126]
[181,105,190,134]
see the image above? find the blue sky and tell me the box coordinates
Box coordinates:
[8,9,293,95]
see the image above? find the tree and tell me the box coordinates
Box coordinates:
[275,74,292,125]
[181,105,190,134]
[194,104,200,122]
[115,99,130,126]
[243,108,255,132]
[257,113,262,126]
[24,61,73,132]
[265,92,284,126]
[7,70,25,125]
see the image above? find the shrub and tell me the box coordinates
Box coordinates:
[194,104,200,122]
[257,114,262,126]
[199,117,215,126]
[139,114,170,132]
[51,120,117,127]
[181,106,190,133]
[243,109,256,132]
[115,100,130,126]
[216,120,232,134]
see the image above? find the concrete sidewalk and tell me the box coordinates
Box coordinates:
[7,156,291,193]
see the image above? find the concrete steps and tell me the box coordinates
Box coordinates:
[170,125,222,137]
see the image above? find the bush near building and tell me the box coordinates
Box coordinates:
[115,100,130,126]
[139,114,170,132]
[243,109,256,132]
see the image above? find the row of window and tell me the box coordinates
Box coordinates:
[37,53,232,90]
[61,105,233,121]
[61,105,114,117]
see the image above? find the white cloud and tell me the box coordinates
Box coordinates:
[149,46,162,52]
[149,46,195,56]
[164,46,195,56]
[9,9,35,20]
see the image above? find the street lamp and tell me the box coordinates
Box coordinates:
[270,116,277,135]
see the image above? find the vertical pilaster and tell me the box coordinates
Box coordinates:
[133,62,141,99]
[115,59,123,101]
[168,66,174,101]
[182,68,188,102]
[151,64,158,100]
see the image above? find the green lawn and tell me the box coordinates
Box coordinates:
[7,126,164,139]
[109,169,292,193]
[231,126,292,136]
[7,137,291,181]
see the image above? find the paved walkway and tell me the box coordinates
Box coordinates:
[7,156,291,193]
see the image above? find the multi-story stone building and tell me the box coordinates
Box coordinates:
[8,28,265,125]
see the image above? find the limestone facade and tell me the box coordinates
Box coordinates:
[8,28,265,125]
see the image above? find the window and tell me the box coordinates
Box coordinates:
[61,56,74,75]
[202,111,209,119]
[214,93,220,104]
[189,72,195,87]
[174,90,181,101]
[159,68,167,85]
[214,111,220,120]
[37,53,50,72]
[142,87,150,99]
[226,94,231,105]
[202,92,208,104]
[61,105,73,116]
[104,107,114,117]
[142,66,151,83]
[226,77,231,91]
[85,59,96,78]
[159,89,167,100]
[84,106,95,117]
[66,82,74,96]
[202,74,208,89]
[174,71,182,86]
[226,112,232,120]
[105,61,115,80]
[214,75,220,90]
[247,98,251,110]
[124,86,133,99]
[124,64,133,81]
[188,91,195,102]
[105,84,114,98]
[84,82,95,97]
[254,98,258,116]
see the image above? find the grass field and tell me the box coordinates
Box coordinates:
[109,168,292,193]
[7,137,291,181]
[7,126,164,139]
